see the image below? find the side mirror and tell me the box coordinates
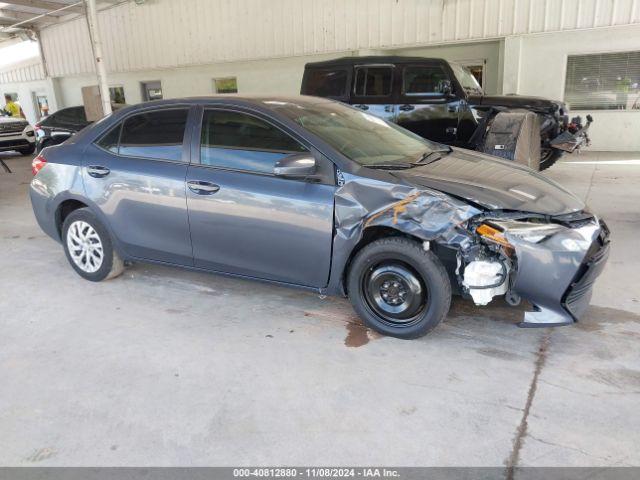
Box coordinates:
[274,153,317,178]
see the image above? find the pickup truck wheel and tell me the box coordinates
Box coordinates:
[347,237,451,339]
[62,208,124,282]
[539,148,563,171]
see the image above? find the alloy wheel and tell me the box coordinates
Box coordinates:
[66,220,104,273]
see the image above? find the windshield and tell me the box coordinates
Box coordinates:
[268,100,439,166]
[450,63,483,95]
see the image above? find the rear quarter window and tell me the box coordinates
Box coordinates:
[303,68,349,98]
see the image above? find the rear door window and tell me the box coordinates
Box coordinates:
[353,66,393,97]
[403,65,451,96]
[303,68,349,98]
[119,109,188,161]
[200,109,307,174]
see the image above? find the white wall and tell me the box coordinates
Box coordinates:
[389,40,501,94]
[0,58,60,125]
[39,0,640,78]
[507,24,640,151]
[54,52,352,107]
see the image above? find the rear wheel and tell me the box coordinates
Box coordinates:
[347,237,451,339]
[539,148,563,171]
[62,208,124,281]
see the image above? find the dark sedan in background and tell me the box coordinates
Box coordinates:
[34,106,91,153]
[35,104,127,153]
[29,96,609,339]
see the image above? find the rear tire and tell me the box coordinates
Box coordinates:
[62,208,124,282]
[347,237,451,339]
[539,148,563,171]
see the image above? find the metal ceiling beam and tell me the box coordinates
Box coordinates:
[0,8,58,24]
[0,1,78,32]
[1,0,84,15]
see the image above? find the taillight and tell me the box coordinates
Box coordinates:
[32,154,47,176]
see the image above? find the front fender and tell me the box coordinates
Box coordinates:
[325,174,480,295]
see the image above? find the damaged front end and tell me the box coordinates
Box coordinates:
[330,173,610,328]
[460,210,610,326]
[548,114,593,154]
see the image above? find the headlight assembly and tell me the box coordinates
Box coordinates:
[476,220,566,247]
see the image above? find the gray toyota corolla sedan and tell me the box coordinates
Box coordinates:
[30,96,610,339]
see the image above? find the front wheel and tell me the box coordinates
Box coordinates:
[62,208,124,281]
[18,144,35,155]
[347,237,451,339]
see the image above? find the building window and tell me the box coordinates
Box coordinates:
[109,86,126,105]
[565,51,640,111]
[213,77,238,94]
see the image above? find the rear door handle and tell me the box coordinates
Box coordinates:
[87,165,110,178]
[399,104,415,111]
[187,180,220,195]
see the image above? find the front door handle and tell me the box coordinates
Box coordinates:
[354,104,369,110]
[399,104,415,111]
[87,165,110,178]
[187,180,220,195]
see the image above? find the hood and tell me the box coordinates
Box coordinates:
[468,94,563,114]
[392,148,584,216]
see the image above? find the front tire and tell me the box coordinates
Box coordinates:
[347,237,451,339]
[18,144,35,155]
[62,208,124,281]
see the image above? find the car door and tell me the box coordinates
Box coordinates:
[185,107,335,288]
[351,64,398,122]
[395,62,462,144]
[82,106,194,266]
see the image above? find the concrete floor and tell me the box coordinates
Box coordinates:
[0,151,638,468]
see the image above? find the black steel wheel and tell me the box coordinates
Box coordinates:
[362,262,427,327]
[347,236,451,339]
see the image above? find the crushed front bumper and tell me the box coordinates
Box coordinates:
[509,217,610,327]
[550,115,593,153]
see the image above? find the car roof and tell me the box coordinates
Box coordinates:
[304,56,448,68]
[114,95,337,116]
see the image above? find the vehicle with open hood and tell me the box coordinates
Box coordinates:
[29,96,609,339]
[301,56,592,171]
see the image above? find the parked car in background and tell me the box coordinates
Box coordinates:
[30,96,609,339]
[35,104,127,153]
[301,56,592,171]
[0,114,35,155]
[35,106,91,153]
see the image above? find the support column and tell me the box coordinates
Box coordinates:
[501,36,522,95]
[85,0,111,116]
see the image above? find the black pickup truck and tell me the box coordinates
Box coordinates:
[301,56,592,170]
